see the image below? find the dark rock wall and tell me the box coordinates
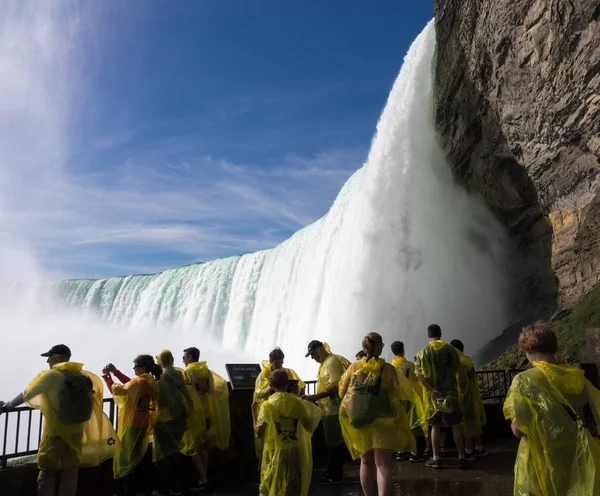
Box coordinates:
[433,0,600,327]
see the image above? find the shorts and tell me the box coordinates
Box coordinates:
[429,410,462,426]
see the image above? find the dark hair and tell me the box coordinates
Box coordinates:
[519,321,558,355]
[362,332,383,358]
[183,347,200,362]
[269,347,285,363]
[355,350,367,359]
[427,324,442,338]
[391,341,404,356]
[270,369,289,390]
[134,354,162,380]
[450,339,464,352]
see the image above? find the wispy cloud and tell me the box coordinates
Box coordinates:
[0,3,366,279]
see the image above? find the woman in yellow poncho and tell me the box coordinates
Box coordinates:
[252,369,321,496]
[390,340,427,462]
[253,347,305,459]
[339,332,414,496]
[183,346,231,489]
[155,350,207,496]
[503,321,600,496]
[102,354,160,495]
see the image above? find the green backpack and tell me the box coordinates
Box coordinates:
[58,372,94,425]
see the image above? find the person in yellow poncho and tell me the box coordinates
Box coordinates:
[251,369,321,496]
[303,340,351,484]
[391,340,427,463]
[253,347,305,460]
[503,321,600,496]
[415,324,467,470]
[102,355,160,496]
[154,349,207,496]
[0,344,119,496]
[338,332,414,496]
[450,339,486,458]
[183,346,231,490]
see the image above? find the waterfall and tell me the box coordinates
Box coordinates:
[3,21,508,386]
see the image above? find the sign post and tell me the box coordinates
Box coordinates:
[225,363,262,390]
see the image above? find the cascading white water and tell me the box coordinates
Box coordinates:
[1,22,508,400]
[29,21,509,374]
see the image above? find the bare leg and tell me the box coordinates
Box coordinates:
[465,435,474,452]
[374,449,393,496]
[431,425,441,458]
[451,424,465,457]
[192,453,208,483]
[360,450,377,496]
[58,468,79,496]
[37,469,56,496]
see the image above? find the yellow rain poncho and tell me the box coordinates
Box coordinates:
[186,361,231,450]
[257,392,321,496]
[316,343,350,417]
[415,340,462,420]
[339,358,415,459]
[457,355,485,437]
[253,361,305,457]
[111,373,157,478]
[503,361,600,496]
[24,362,119,470]
[392,356,427,435]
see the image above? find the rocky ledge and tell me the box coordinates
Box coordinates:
[433,0,600,348]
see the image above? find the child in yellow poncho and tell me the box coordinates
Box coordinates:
[253,347,305,459]
[504,322,600,496]
[339,333,414,496]
[252,369,321,496]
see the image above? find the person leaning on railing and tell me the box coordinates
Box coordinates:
[0,344,119,496]
[102,355,160,496]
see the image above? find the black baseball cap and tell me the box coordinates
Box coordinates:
[305,340,324,357]
[41,344,72,357]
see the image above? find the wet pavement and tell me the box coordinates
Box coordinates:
[218,438,518,496]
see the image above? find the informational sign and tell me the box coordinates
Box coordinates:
[585,328,600,362]
[225,363,262,390]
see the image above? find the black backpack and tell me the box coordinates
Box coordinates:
[58,372,94,425]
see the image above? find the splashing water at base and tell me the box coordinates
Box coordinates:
[1,21,508,397]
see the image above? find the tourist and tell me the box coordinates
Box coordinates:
[251,369,321,496]
[253,348,305,460]
[504,322,600,495]
[339,332,414,496]
[0,344,119,496]
[302,340,350,484]
[102,355,160,496]
[183,346,231,489]
[153,349,205,496]
[450,339,486,458]
[391,341,427,462]
[415,324,467,469]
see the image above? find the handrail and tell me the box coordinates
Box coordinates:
[0,372,517,468]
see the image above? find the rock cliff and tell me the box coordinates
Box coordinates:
[433,0,600,338]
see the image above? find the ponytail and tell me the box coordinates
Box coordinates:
[151,363,163,381]
[134,354,162,380]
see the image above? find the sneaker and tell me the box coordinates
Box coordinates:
[409,453,422,463]
[458,458,469,470]
[473,448,487,457]
[424,458,442,469]
[395,452,409,461]
[457,453,477,461]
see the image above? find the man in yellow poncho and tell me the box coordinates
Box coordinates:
[415,325,467,469]
[183,346,231,490]
[504,322,600,496]
[253,347,305,460]
[0,344,119,496]
[391,340,427,462]
[302,340,350,484]
[251,369,321,496]
[450,339,486,459]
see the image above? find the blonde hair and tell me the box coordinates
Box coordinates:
[518,321,558,355]
[157,349,174,368]
[362,332,383,358]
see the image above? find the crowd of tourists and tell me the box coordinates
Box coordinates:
[2,321,600,496]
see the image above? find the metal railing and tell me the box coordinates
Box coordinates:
[0,373,514,468]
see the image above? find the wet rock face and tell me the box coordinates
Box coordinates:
[433,0,600,322]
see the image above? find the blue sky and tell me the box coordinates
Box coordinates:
[0,1,432,279]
